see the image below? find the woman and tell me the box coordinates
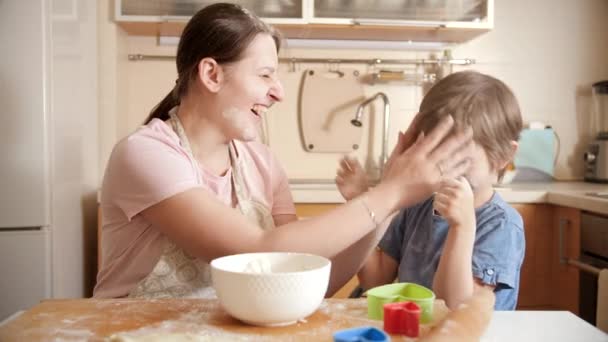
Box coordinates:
[94,3,472,299]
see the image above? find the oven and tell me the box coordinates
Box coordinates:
[578,212,608,325]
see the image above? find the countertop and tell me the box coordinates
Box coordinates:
[0,298,449,341]
[1,298,606,342]
[290,181,608,215]
[95,181,608,215]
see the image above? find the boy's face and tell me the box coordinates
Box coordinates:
[465,143,498,192]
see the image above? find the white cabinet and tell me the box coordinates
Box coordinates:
[114,0,493,42]
[311,0,491,28]
[116,0,306,24]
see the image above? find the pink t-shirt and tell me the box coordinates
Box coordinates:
[94,119,295,298]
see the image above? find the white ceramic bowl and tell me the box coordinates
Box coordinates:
[210,252,331,326]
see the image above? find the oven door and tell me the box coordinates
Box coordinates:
[579,253,608,325]
[578,212,608,326]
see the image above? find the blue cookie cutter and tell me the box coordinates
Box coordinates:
[333,326,390,342]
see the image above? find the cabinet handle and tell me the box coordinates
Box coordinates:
[558,218,601,275]
[351,19,444,28]
[558,218,569,264]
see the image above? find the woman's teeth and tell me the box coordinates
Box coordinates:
[251,105,267,117]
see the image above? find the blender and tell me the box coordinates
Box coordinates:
[584,80,608,183]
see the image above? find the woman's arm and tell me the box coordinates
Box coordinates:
[357,246,399,291]
[141,116,473,265]
[142,181,398,262]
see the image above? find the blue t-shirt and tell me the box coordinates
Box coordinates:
[378,192,525,310]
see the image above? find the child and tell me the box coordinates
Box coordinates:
[336,70,525,310]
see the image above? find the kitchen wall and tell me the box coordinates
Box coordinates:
[98,0,608,182]
[51,0,100,298]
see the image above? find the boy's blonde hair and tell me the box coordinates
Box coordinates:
[416,70,523,179]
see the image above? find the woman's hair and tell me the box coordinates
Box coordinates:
[144,3,281,124]
[416,70,523,178]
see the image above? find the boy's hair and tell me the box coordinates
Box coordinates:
[416,70,523,179]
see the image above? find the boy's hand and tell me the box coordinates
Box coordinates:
[433,177,475,230]
[335,156,369,201]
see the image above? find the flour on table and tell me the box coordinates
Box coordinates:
[109,333,212,342]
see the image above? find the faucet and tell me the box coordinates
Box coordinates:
[351,92,390,175]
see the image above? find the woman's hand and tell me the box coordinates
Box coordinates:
[335,156,369,201]
[378,115,474,211]
[433,177,476,230]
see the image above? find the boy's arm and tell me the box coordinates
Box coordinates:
[326,214,396,296]
[357,247,399,290]
[356,208,407,291]
[431,177,477,309]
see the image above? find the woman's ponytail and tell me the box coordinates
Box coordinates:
[144,88,179,124]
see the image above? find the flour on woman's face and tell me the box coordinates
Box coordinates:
[221,106,260,142]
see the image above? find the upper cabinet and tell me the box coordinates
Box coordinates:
[115,0,493,43]
[118,0,305,22]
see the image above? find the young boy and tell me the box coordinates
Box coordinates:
[336,70,525,310]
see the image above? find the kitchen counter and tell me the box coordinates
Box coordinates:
[0,298,450,341]
[290,181,608,215]
[1,298,605,341]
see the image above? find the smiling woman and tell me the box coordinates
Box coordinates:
[94,2,474,300]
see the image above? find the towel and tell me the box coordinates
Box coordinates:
[598,268,608,333]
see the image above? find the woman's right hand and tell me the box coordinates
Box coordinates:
[379,115,474,211]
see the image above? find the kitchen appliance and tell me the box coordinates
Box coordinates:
[512,127,557,182]
[0,1,97,321]
[584,81,608,183]
[578,212,608,327]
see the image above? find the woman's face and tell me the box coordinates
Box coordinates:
[216,34,284,142]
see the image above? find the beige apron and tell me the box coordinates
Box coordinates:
[128,108,275,299]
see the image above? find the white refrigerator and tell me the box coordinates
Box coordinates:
[0,0,99,321]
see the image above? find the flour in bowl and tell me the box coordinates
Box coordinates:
[243,258,273,273]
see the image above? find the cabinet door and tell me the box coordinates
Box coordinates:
[513,204,554,309]
[295,203,338,219]
[0,229,51,321]
[312,0,492,27]
[551,206,580,314]
[116,0,305,23]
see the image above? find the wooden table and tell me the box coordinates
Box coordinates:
[0,298,449,341]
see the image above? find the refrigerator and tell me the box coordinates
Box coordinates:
[0,0,99,321]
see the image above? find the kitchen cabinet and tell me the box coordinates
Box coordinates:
[114,0,493,43]
[550,206,580,314]
[513,203,554,309]
[515,204,580,313]
[295,203,337,218]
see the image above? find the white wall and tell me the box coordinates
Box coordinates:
[452,0,608,179]
[99,0,608,182]
[50,0,99,297]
